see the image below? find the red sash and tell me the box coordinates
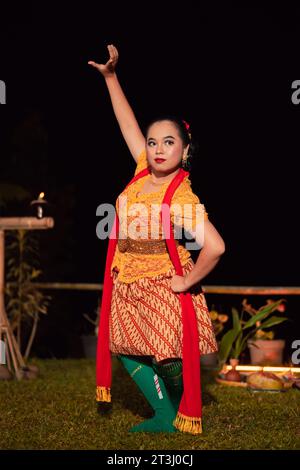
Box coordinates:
[96,166,202,434]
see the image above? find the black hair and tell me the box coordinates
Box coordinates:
[144,114,198,171]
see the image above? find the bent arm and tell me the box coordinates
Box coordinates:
[184,219,225,289]
[104,74,145,162]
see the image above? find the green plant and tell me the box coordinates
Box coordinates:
[5,229,51,359]
[218,298,288,366]
[242,298,287,340]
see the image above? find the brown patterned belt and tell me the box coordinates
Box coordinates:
[118,237,179,254]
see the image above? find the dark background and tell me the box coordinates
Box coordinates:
[0,4,299,359]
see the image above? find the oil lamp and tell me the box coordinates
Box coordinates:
[30,192,48,219]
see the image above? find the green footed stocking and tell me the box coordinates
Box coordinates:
[118,355,177,433]
[152,358,183,411]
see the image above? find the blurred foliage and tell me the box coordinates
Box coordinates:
[209,305,229,337]
[5,230,51,359]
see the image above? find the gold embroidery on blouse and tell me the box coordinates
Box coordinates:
[118,237,179,254]
[111,149,209,283]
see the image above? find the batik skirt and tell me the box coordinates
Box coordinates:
[109,258,218,362]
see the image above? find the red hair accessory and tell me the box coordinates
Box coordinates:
[182,120,190,130]
[182,120,192,140]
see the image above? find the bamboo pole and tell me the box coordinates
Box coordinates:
[0,217,54,230]
[6,282,300,295]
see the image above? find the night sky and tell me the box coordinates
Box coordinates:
[0,4,299,357]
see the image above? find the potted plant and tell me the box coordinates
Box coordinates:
[218,298,288,370]
[243,299,287,366]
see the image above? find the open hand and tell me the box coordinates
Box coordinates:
[170,274,188,293]
[88,44,119,77]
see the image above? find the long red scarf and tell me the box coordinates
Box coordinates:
[96,166,202,434]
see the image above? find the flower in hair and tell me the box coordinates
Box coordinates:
[182,120,190,131]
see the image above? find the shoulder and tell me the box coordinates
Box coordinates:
[134,148,148,175]
[173,177,200,204]
[171,177,209,221]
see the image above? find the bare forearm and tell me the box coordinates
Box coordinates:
[184,248,223,289]
[104,74,139,132]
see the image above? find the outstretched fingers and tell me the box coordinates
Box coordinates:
[111,44,119,60]
[107,44,118,65]
[87,44,118,73]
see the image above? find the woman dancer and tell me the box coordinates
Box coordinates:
[88,44,225,434]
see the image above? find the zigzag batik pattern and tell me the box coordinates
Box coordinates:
[109,259,218,361]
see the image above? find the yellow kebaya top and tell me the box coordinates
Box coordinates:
[111,149,208,283]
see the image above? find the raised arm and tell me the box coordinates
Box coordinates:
[88,44,145,162]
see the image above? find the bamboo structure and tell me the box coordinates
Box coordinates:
[9,282,300,295]
[0,217,54,380]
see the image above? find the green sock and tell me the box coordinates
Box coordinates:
[118,355,177,433]
[152,358,183,411]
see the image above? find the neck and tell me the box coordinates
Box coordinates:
[150,166,181,183]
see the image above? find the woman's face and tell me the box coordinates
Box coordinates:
[146,120,188,174]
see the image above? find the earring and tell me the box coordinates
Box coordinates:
[181,153,190,170]
[181,155,188,168]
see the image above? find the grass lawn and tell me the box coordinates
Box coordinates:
[0,358,299,450]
